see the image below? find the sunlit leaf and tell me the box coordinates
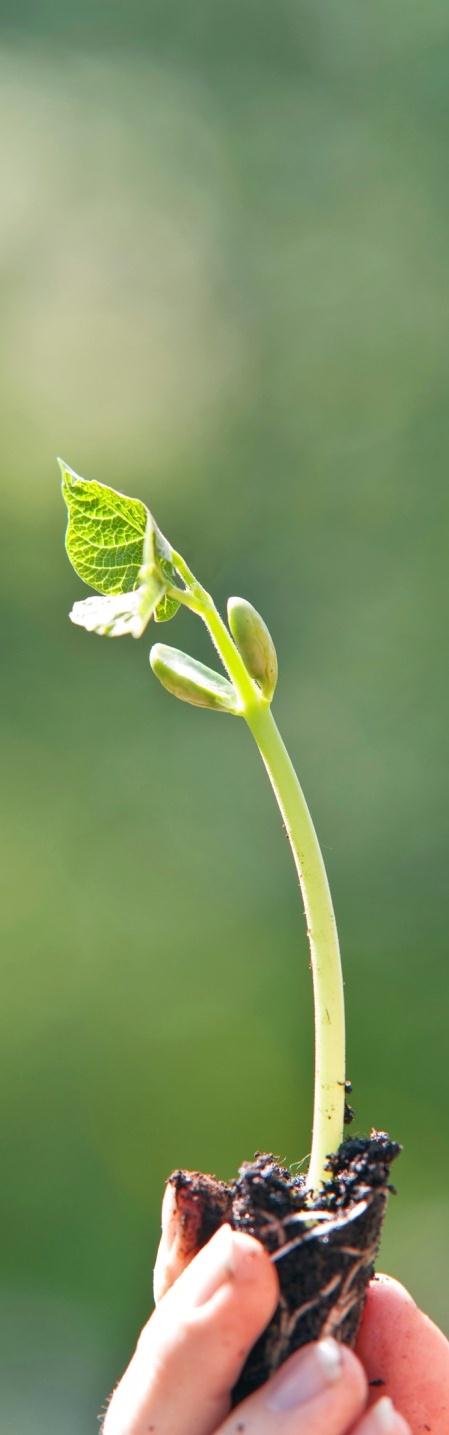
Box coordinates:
[60,460,148,596]
[60,459,181,634]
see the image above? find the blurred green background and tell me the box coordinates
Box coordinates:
[1,3,449,1429]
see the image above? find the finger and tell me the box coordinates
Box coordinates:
[354,1396,411,1433]
[153,1171,230,1304]
[356,1274,449,1432]
[215,1338,367,1435]
[153,1180,199,1302]
[104,1224,279,1435]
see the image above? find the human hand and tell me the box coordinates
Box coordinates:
[102,1192,449,1435]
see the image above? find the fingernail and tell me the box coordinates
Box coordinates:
[266,1339,342,1411]
[366,1398,399,1432]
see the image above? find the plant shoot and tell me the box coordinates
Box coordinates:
[60,459,345,1192]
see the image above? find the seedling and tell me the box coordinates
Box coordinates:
[61,458,345,1192]
[60,460,398,1386]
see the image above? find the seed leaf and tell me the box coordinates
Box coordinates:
[150,644,239,713]
[227,596,278,700]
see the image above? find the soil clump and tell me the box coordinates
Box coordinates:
[167,1129,400,1404]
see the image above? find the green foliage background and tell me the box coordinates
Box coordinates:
[1,3,448,1428]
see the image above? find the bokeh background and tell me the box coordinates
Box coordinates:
[1,3,449,1429]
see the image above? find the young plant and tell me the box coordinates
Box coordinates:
[60,459,344,1193]
[60,460,399,1392]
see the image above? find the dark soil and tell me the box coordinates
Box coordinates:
[167,1128,400,1405]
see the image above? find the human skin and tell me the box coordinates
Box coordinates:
[356,1274,449,1431]
[102,1202,449,1435]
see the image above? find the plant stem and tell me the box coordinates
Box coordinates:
[172,569,346,1192]
[243,704,345,1193]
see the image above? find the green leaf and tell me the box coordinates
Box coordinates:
[60,459,182,635]
[152,551,181,622]
[150,644,239,713]
[227,596,278,701]
[60,460,148,596]
[154,590,181,623]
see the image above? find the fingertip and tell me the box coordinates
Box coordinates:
[229,1228,280,1307]
[356,1396,412,1434]
[357,1273,449,1429]
[218,1337,368,1434]
[151,1229,280,1426]
[190,1227,279,1347]
[339,1340,370,1406]
[357,1274,416,1354]
[368,1273,417,1309]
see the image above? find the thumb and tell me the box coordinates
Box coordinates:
[356,1274,449,1434]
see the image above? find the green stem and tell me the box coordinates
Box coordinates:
[243,704,345,1193]
[172,567,346,1191]
[202,599,345,1191]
